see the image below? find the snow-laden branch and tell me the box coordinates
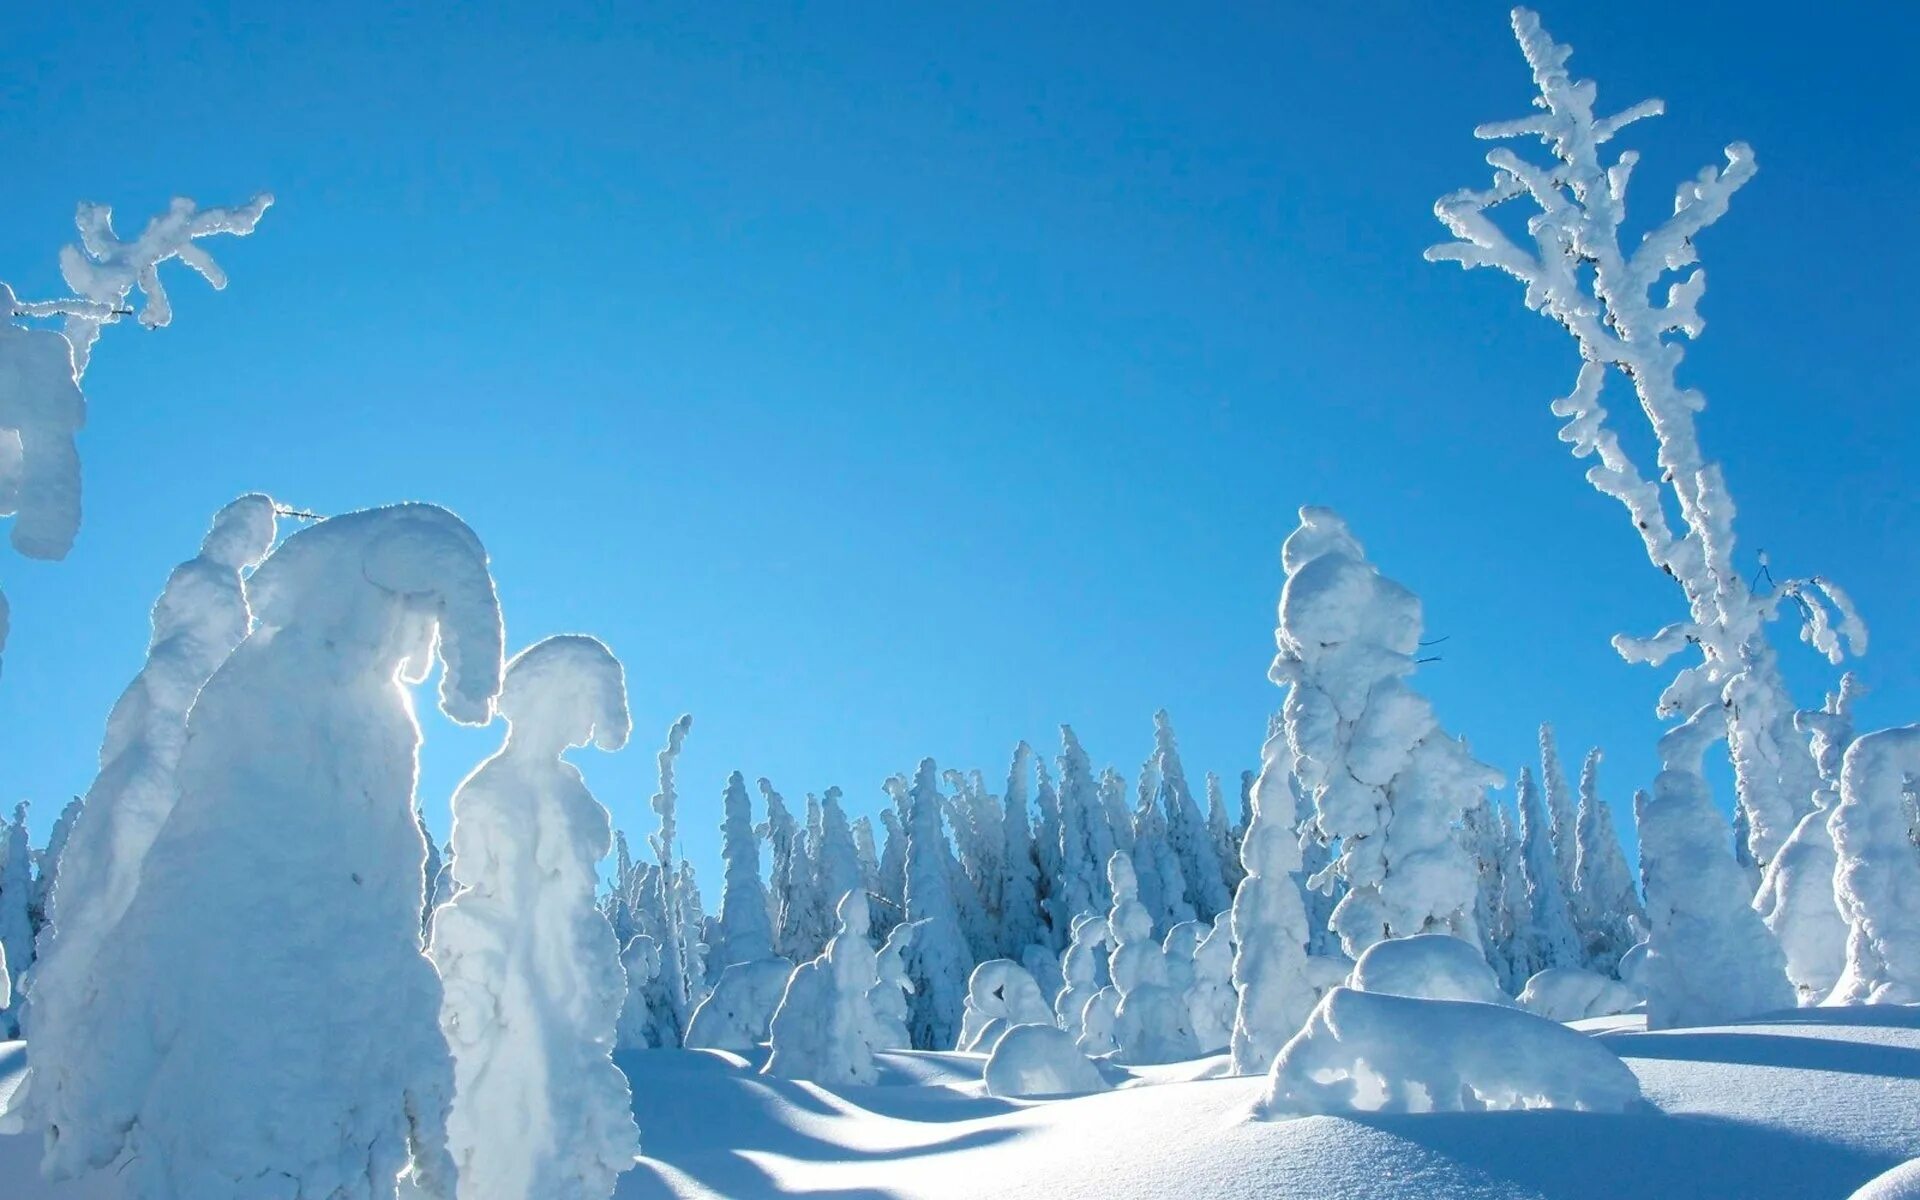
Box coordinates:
[1427,8,1860,866]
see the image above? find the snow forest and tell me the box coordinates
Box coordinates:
[2,8,1917,1200]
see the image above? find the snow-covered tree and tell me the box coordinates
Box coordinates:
[1515,767,1581,976]
[1827,727,1920,1004]
[1537,725,1580,906]
[766,890,886,1085]
[1758,677,1862,1003]
[956,958,1054,1053]
[1571,749,1645,975]
[1105,852,1197,1064]
[1055,911,1109,1043]
[869,918,921,1051]
[1152,711,1232,923]
[38,502,502,1196]
[1428,8,1862,872]
[0,805,32,1035]
[29,795,81,939]
[1000,741,1046,959]
[1229,718,1314,1074]
[1031,763,1064,948]
[760,778,819,963]
[1206,772,1244,896]
[686,772,790,1052]
[1463,791,1520,992]
[1053,726,1114,938]
[1636,711,1794,1029]
[1129,738,1193,938]
[1275,507,1499,958]
[902,759,970,1051]
[431,636,637,1200]
[1188,911,1237,1055]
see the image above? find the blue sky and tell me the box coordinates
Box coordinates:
[1,2,1914,887]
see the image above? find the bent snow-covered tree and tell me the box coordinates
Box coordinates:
[41,502,503,1198]
[22,495,277,1108]
[1274,507,1501,958]
[430,636,639,1200]
[1427,8,1863,875]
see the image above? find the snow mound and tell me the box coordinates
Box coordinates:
[1256,987,1644,1117]
[1349,934,1510,1005]
[958,960,1054,1053]
[1517,967,1640,1022]
[1853,1159,1920,1200]
[983,1025,1111,1099]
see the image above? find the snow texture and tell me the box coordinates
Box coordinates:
[1828,727,1920,1004]
[1348,933,1512,1006]
[1229,717,1313,1074]
[429,635,638,1200]
[1516,967,1640,1022]
[33,502,503,1198]
[982,1024,1111,1099]
[0,302,84,565]
[766,891,887,1086]
[1256,986,1644,1118]
[869,918,922,1052]
[957,960,1054,1053]
[1105,852,1198,1065]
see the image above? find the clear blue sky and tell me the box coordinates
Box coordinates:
[1,2,1914,887]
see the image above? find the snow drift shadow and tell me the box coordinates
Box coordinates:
[1605,1030,1920,1080]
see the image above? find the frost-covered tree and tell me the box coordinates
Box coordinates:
[1099,765,1135,858]
[1276,507,1500,958]
[876,806,908,934]
[1827,727,1920,1004]
[1229,719,1314,1075]
[766,891,886,1085]
[431,636,637,1200]
[1515,767,1581,976]
[1206,772,1244,896]
[1031,763,1063,947]
[814,789,863,929]
[1105,852,1197,1064]
[29,796,81,939]
[687,772,790,1052]
[869,918,921,1051]
[1538,725,1580,906]
[1636,711,1794,1029]
[40,502,502,1197]
[902,759,970,1050]
[1463,792,1520,992]
[1153,711,1232,923]
[1130,741,1193,938]
[940,771,997,966]
[956,958,1054,1053]
[760,778,818,963]
[22,494,277,1099]
[1000,742,1046,959]
[1053,726,1114,938]
[1758,677,1862,1002]
[1188,911,1237,1055]
[0,805,32,1035]
[1428,8,1863,873]
[1571,749,1645,975]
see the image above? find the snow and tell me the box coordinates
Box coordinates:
[1257,987,1644,1117]
[1349,933,1511,1006]
[766,891,887,1086]
[0,308,84,564]
[1828,727,1920,1004]
[428,635,638,1200]
[1516,968,1639,1022]
[1853,1159,1920,1200]
[982,1025,1109,1099]
[1228,714,1313,1073]
[957,961,1054,1054]
[19,502,502,1197]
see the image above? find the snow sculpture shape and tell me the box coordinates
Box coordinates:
[0,294,85,566]
[1827,727,1920,1005]
[869,918,922,1051]
[957,960,1055,1052]
[1349,934,1511,1006]
[1516,967,1639,1022]
[1055,912,1109,1042]
[1230,715,1314,1073]
[1256,987,1644,1118]
[1427,8,1862,873]
[1188,911,1237,1055]
[766,891,887,1086]
[983,1024,1111,1100]
[685,959,794,1052]
[1273,507,1501,959]
[22,495,275,1105]
[1106,852,1198,1065]
[40,502,502,1198]
[430,635,638,1200]
[1637,712,1794,1029]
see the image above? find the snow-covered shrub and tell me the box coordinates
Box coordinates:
[869,918,922,1051]
[430,635,637,1200]
[1106,852,1198,1065]
[39,502,502,1197]
[1349,933,1510,1006]
[957,960,1054,1053]
[1054,912,1108,1042]
[1274,507,1501,959]
[1828,727,1920,1004]
[1517,968,1639,1022]
[1427,7,1862,874]
[1255,987,1644,1118]
[766,891,886,1086]
[982,1024,1110,1100]
[1229,718,1313,1073]
[1187,912,1237,1055]
[1637,712,1794,1028]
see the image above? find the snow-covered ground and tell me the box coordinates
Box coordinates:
[11,1004,1911,1199]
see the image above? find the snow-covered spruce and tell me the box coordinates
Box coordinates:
[957,959,1054,1053]
[982,1024,1110,1100]
[1273,506,1500,958]
[1187,911,1237,1055]
[1228,714,1313,1074]
[1348,933,1511,1007]
[1152,711,1232,924]
[643,713,696,1046]
[40,502,502,1198]
[869,918,922,1051]
[23,495,275,1064]
[686,771,792,1052]
[902,759,971,1051]
[1105,851,1198,1065]
[1514,766,1581,977]
[1516,967,1639,1022]
[1427,7,1861,874]
[1636,709,1794,1029]
[1257,986,1644,1117]
[766,890,887,1086]
[1570,748,1645,975]
[1054,911,1109,1043]
[0,810,31,1036]
[1827,727,1920,1005]
[999,742,1047,961]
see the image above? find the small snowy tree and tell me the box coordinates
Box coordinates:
[869,918,922,1051]
[643,714,695,1045]
[1054,911,1109,1042]
[1153,711,1233,923]
[1636,711,1794,1029]
[1229,719,1313,1075]
[1515,767,1581,976]
[999,742,1046,959]
[1538,725,1580,908]
[902,759,970,1051]
[41,502,503,1196]
[686,772,790,1051]
[1276,507,1499,958]
[1826,727,1920,1004]
[0,805,32,1035]
[1053,726,1115,937]
[431,636,638,1200]
[1105,852,1197,1064]
[1188,911,1237,1055]
[1428,7,1862,873]
[1758,677,1861,1002]
[1571,749,1646,974]
[766,890,886,1085]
